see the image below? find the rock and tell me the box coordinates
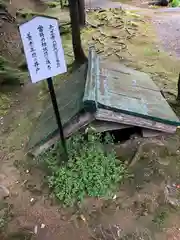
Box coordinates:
[0,185,10,200]
[41,223,45,229]
[30,197,36,205]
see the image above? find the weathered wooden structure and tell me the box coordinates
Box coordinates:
[28,47,180,156]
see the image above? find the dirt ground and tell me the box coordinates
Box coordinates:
[1,0,180,239]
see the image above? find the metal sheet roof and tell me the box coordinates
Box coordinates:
[83,47,180,126]
[28,47,180,155]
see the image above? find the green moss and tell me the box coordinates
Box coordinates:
[16,10,50,19]
[60,23,71,35]
[47,1,59,8]
[18,60,27,71]
[0,94,11,116]
[0,0,6,10]
[0,56,24,85]
[61,32,74,65]
[144,47,160,57]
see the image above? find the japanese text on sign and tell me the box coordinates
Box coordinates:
[19,16,67,83]
[37,25,51,70]
[49,24,60,68]
[26,32,40,73]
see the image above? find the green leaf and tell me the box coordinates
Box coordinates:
[38,132,129,206]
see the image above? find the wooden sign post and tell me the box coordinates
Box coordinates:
[19,16,68,161]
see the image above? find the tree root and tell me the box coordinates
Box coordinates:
[129,139,165,167]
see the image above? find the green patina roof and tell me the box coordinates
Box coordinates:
[27,63,87,150]
[83,47,180,126]
[28,47,180,152]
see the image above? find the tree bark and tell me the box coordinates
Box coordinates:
[68,0,87,64]
[60,0,63,8]
[177,73,180,101]
[78,0,86,27]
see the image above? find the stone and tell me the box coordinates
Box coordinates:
[0,185,10,200]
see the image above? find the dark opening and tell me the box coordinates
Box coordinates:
[148,0,169,6]
[101,127,142,143]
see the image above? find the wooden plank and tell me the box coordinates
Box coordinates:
[142,128,163,138]
[27,64,87,150]
[28,112,94,157]
[95,108,177,134]
[97,64,180,125]
[91,120,131,132]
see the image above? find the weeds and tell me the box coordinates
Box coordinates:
[152,208,168,227]
[0,93,11,116]
[38,132,128,206]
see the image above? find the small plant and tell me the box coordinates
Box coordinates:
[39,132,128,206]
[152,208,168,227]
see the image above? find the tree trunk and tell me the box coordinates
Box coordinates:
[78,0,86,27]
[60,0,63,8]
[68,0,87,64]
[177,73,180,101]
[60,0,69,9]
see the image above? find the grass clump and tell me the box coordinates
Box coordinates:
[40,132,128,206]
[0,94,11,116]
[170,0,180,7]
[152,207,168,227]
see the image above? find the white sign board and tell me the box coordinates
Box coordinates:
[19,16,67,83]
